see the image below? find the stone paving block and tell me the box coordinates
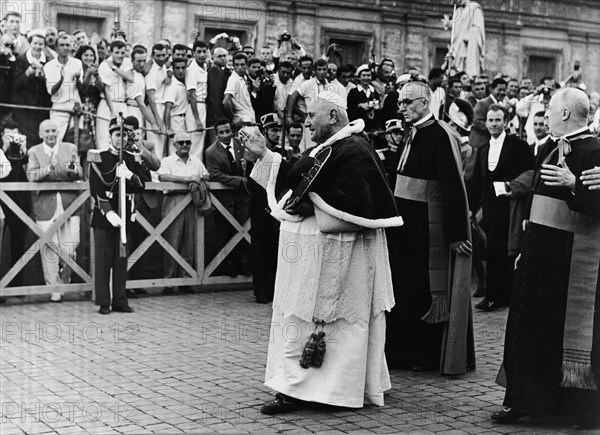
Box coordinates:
[0,291,591,434]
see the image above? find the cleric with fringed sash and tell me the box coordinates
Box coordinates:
[245,92,403,413]
[386,81,474,375]
[496,88,600,426]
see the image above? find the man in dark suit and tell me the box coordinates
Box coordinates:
[27,119,83,302]
[469,78,507,149]
[205,118,251,276]
[469,104,533,311]
[206,47,230,146]
[467,80,487,108]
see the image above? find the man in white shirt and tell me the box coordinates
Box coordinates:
[288,58,336,151]
[158,132,209,294]
[329,66,353,103]
[515,77,556,145]
[126,46,158,133]
[428,67,446,120]
[164,58,190,157]
[97,39,133,150]
[286,56,313,124]
[26,120,83,302]
[43,34,83,142]
[185,40,208,159]
[273,61,294,122]
[223,52,255,124]
[146,43,171,157]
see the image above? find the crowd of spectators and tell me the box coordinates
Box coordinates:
[1,10,599,304]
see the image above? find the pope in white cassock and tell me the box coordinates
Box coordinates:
[241,91,403,414]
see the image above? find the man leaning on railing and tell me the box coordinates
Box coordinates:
[157,132,210,295]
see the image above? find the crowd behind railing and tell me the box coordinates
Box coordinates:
[1,10,599,306]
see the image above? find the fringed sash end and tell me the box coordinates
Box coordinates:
[421,296,450,324]
[560,358,598,390]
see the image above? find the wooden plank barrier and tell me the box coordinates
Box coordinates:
[0,181,252,297]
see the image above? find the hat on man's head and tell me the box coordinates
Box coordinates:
[385,119,404,133]
[260,113,281,129]
[174,132,192,143]
[108,117,133,134]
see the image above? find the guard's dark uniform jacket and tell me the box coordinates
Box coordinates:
[89,149,146,228]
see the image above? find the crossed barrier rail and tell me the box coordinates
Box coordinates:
[0,181,252,297]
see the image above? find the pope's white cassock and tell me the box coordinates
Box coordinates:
[251,115,403,407]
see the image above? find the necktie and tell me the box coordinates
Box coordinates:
[226,145,236,169]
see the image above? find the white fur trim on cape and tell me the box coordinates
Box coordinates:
[308,193,403,229]
[309,119,365,157]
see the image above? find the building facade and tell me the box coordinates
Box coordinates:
[7,0,600,91]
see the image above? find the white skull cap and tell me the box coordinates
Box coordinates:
[317,90,347,111]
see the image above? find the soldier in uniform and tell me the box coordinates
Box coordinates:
[88,118,146,314]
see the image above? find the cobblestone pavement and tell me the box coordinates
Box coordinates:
[0,290,595,434]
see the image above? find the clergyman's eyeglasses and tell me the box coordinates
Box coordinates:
[398,98,424,107]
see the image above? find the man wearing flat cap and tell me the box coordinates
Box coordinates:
[88,118,146,314]
[379,119,403,174]
[244,113,287,303]
[242,90,402,414]
[158,132,210,294]
[261,113,284,155]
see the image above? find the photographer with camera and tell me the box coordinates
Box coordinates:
[272,31,306,73]
[208,32,242,54]
[3,12,28,56]
[347,64,382,133]
[516,76,557,145]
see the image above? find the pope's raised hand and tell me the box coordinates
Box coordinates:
[239,126,267,159]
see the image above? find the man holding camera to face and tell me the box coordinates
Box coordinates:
[516,76,557,145]
[272,32,306,73]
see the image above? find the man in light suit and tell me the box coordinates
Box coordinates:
[27,119,83,302]
[205,118,251,276]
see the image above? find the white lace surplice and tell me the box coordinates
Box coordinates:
[275,216,395,325]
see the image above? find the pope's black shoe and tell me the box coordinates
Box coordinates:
[260,393,300,415]
[491,408,528,423]
[476,299,499,311]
